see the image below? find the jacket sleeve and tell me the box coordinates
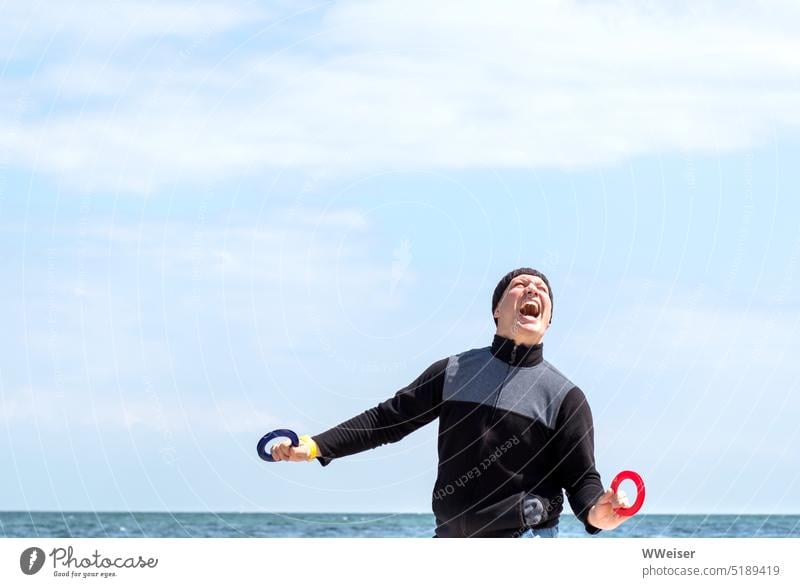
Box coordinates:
[552,386,605,535]
[311,358,448,466]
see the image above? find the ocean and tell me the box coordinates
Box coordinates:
[1,512,798,538]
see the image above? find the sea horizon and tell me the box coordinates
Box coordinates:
[2,512,798,539]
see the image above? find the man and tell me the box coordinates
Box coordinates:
[271,267,631,537]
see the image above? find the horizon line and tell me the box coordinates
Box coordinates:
[2,511,797,517]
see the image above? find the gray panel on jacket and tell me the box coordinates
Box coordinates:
[443,347,576,429]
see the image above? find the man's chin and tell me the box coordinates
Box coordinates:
[511,321,544,342]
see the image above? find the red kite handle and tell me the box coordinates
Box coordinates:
[610,470,646,517]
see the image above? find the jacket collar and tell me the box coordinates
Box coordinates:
[490,334,544,367]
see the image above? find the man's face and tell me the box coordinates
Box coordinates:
[493,274,551,345]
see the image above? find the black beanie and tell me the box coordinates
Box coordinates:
[491,267,553,325]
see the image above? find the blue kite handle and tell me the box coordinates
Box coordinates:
[257,429,300,462]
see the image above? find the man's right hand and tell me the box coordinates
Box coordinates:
[270,437,318,462]
[587,488,631,530]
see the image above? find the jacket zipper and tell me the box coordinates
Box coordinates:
[461,343,519,536]
[489,343,517,425]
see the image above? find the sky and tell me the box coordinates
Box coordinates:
[1,0,800,517]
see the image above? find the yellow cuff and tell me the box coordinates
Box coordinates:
[299,435,319,461]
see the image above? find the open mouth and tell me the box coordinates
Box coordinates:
[518,299,541,319]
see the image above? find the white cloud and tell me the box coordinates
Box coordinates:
[0,385,287,435]
[0,0,262,49]
[577,293,799,373]
[0,208,384,423]
[83,209,372,284]
[3,1,800,192]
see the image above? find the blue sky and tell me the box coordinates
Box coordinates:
[2,1,800,516]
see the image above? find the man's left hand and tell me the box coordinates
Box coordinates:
[587,488,632,531]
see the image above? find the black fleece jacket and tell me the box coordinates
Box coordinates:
[312,335,605,537]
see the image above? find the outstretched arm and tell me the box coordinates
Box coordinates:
[270,358,448,465]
